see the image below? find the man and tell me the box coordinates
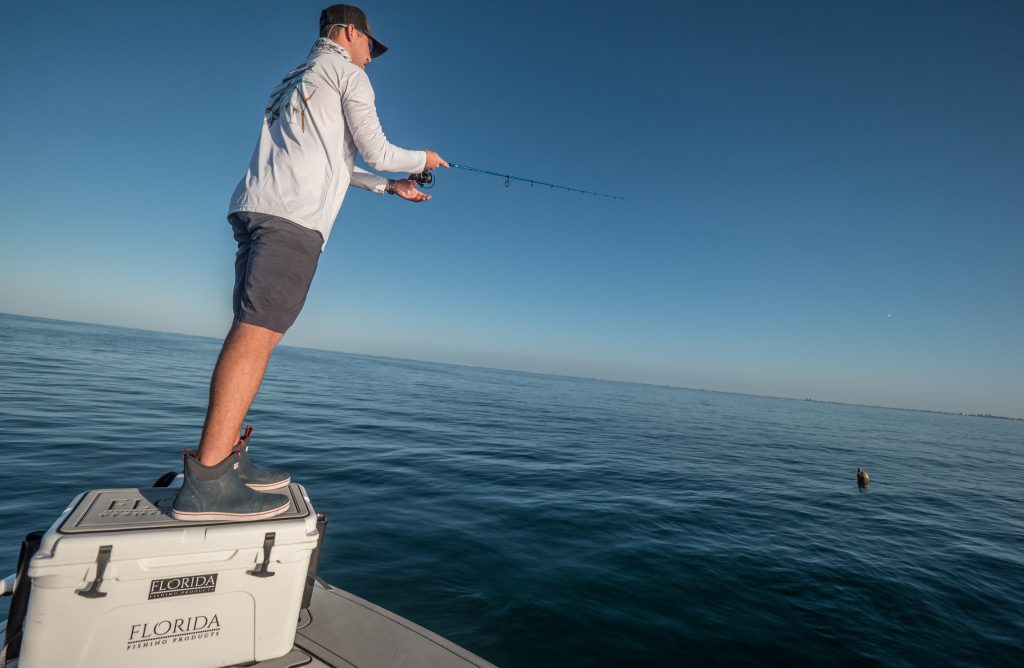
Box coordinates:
[172,4,447,521]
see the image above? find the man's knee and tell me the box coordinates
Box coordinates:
[228,320,285,349]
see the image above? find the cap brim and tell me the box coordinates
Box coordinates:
[370,38,388,58]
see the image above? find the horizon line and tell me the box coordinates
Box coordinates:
[2,310,1021,422]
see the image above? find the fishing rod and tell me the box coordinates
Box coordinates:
[409,163,624,200]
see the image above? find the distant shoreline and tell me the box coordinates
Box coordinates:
[793,396,1023,422]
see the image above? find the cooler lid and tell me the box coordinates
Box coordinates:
[58,484,310,533]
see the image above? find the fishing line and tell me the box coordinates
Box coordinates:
[410,163,624,200]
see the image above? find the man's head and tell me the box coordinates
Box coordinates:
[320,4,388,68]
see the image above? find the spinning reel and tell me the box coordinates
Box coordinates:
[409,171,435,188]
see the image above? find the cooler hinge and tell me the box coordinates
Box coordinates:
[76,544,112,598]
[247,532,276,578]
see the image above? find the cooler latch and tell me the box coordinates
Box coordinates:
[76,544,112,598]
[247,532,276,578]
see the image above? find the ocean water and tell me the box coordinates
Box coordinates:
[0,312,1022,666]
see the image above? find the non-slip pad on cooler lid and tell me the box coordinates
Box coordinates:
[58,484,310,533]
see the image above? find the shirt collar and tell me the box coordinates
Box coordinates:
[309,37,352,63]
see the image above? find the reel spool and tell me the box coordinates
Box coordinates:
[409,171,434,188]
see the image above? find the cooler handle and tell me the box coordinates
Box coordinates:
[247,532,276,578]
[76,545,112,598]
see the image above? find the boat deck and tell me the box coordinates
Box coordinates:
[255,579,495,668]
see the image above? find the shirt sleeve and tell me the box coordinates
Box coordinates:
[342,70,427,174]
[350,166,389,194]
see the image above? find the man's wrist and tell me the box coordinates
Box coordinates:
[385,179,396,195]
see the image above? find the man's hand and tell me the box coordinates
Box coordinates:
[393,179,431,202]
[423,150,449,171]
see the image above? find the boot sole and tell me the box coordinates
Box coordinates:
[171,499,290,522]
[245,477,292,491]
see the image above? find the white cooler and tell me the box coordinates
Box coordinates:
[18,484,320,668]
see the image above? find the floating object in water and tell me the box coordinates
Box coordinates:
[409,162,625,199]
[857,468,870,486]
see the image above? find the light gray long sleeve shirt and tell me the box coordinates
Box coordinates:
[228,38,426,245]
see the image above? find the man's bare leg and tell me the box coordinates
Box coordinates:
[197,321,283,466]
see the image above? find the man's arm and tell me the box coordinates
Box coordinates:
[342,71,426,173]
[341,70,448,174]
[350,166,432,202]
[350,166,389,194]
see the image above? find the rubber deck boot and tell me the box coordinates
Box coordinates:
[235,426,291,491]
[172,450,290,522]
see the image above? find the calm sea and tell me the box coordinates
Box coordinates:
[1,313,1021,666]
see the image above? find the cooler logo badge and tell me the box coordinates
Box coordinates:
[148,573,218,599]
[126,614,221,650]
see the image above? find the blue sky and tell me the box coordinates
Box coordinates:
[2,0,1022,418]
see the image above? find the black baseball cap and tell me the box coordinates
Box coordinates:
[320,4,389,58]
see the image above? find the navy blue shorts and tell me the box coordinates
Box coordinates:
[229,212,324,333]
